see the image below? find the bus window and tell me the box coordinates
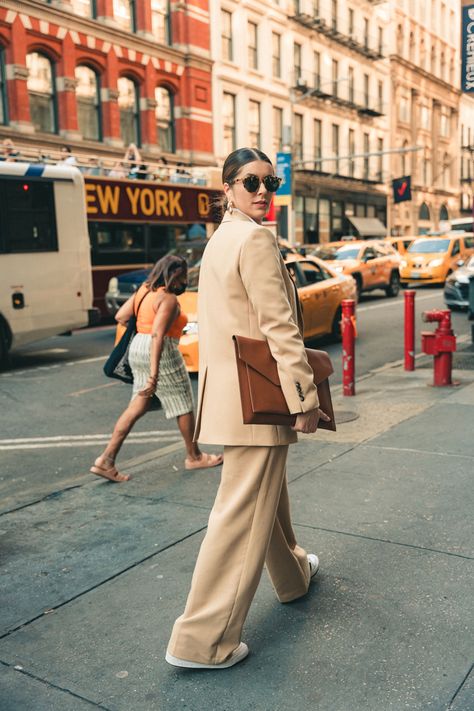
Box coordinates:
[89,222,146,265]
[0,178,58,253]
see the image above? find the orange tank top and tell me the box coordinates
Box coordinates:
[135,284,188,338]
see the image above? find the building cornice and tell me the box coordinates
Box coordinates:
[389,54,461,98]
[2,0,213,71]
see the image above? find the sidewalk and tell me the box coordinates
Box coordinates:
[1,352,473,711]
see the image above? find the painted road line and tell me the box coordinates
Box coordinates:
[0,430,180,445]
[68,382,118,397]
[0,437,181,451]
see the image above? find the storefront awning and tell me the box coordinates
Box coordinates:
[347,216,387,238]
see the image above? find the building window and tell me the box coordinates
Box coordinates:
[155,86,174,153]
[71,0,96,17]
[420,104,430,130]
[378,27,383,55]
[272,32,281,78]
[0,48,7,125]
[223,92,236,155]
[314,119,321,162]
[440,108,450,137]
[439,204,449,222]
[363,132,369,179]
[314,51,320,90]
[363,18,369,49]
[272,106,283,155]
[331,0,338,31]
[118,76,140,147]
[332,123,339,173]
[401,140,408,175]
[347,66,354,103]
[75,65,101,141]
[249,100,260,149]
[332,59,338,96]
[248,21,258,69]
[377,137,383,181]
[399,93,410,123]
[294,43,302,83]
[151,0,171,44]
[442,153,450,188]
[222,10,233,61]
[348,128,355,177]
[26,52,57,134]
[313,0,320,18]
[363,74,369,108]
[348,8,354,36]
[422,155,431,184]
[114,0,136,31]
[293,113,303,161]
[431,44,436,74]
[419,202,430,221]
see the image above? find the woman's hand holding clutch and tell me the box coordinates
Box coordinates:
[292,408,331,434]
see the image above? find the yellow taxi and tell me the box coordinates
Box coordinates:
[384,236,414,255]
[310,240,402,298]
[178,252,357,371]
[399,234,474,286]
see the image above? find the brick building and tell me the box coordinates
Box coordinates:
[0,0,214,167]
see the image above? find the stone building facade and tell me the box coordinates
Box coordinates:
[388,0,461,236]
[0,0,214,167]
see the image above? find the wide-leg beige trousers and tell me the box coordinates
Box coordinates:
[167,444,311,665]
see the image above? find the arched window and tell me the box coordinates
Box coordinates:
[439,204,449,222]
[75,65,101,141]
[0,47,7,125]
[26,52,57,134]
[114,0,136,31]
[118,76,140,146]
[419,202,430,221]
[155,86,175,153]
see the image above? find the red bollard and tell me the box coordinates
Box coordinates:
[404,290,416,371]
[421,310,457,386]
[341,299,356,396]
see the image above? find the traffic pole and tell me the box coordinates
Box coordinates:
[404,290,416,371]
[341,299,356,396]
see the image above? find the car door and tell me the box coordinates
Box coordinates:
[361,245,378,288]
[373,242,392,285]
[293,260,333,337]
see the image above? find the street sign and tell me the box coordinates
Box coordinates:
[274,152,292,206]
[461,4,474,93]
[392,176,412,204]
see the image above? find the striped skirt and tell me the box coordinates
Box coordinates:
[128,334,194,419]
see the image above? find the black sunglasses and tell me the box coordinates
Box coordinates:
[232,174,282,193]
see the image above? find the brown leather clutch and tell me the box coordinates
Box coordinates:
[233,335,336,431]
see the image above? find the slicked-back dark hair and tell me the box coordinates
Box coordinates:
[217,147,274,217]
[222,147,273,185]
[145,254,187,291]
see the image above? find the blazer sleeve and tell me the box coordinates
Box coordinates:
[239,227,319,414]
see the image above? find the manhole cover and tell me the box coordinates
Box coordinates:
[334,410,359,424]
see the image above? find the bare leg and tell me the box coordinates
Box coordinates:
[91,394,151,481]
[177,412,200,459]
[177,412,223,470]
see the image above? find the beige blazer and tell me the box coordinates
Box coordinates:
[194,210,320,446]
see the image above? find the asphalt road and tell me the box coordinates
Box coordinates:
[1,287,471,513]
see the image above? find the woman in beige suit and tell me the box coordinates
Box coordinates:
[166,148,330,669]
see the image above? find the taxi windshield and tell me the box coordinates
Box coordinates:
[311,246,340,260]
[335,247,360,260]
[408,239,450,254]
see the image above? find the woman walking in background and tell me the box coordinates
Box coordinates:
[166,148,330,669]
[90,255,222,482]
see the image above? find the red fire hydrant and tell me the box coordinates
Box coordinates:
[421,310,456,386]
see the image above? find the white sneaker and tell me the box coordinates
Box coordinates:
[165,642,249,670]
[308,553,319,579]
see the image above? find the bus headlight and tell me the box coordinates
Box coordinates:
[107,277,119,296]
[183,321,198,335]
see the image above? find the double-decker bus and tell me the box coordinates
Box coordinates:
[84,176,220,316]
